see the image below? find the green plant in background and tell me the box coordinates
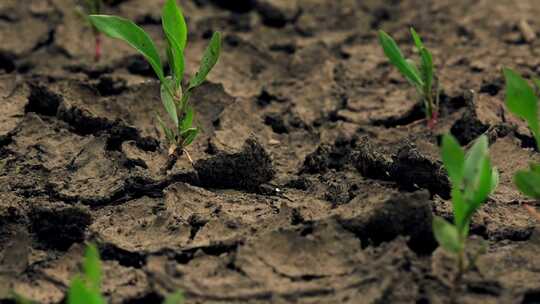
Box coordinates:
[15,244,184,304]
[76,0,104,62]
[503,68,540,220]
[378,28,439,128]
[433,134,498,278]
[89,0,221,167]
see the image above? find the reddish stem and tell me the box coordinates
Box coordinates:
[94,33,102,62]
[427,111,439,129]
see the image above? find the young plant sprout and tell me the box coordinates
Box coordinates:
[76,0,104,62]
[67,244,105,304]
[503,68,540,219]
[378,28,439,128]
[433,134,498,280]
[89,0,221,168]
[65,244,184,304]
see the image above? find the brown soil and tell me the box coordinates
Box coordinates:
[1,0,540,303]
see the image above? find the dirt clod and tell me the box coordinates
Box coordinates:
[29,204,92,251]
[195,138,274,190]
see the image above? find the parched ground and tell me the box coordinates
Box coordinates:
[1,0,540,303]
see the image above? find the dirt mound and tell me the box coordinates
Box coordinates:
[0,0,539,303]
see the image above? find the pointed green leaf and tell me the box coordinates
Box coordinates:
[503,68,540,146]
[180,106,194,132]
[188,32,221,90]
[160,78,179,129]
[463,135,489,188]
[464,157,494,219]
[83,244,101,291]
[163,291,184,304]
[441,134,465,186]
[181,127,199,147]
[419,48,433,89]
[165,31,185,89]
[162,0,187,51]
[410,27,425,50]
[68,277,105,304]
[515,167,540,199]
[411,29,434,99]
[89,15,165,83]
[378,30,424,87]
[432,216,463,254]
[162,0,187,88]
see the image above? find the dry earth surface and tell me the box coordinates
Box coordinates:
[1,0,540,303]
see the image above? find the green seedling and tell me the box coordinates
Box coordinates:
[67,244,105,304]
[503,68,540,219]
[76,0,104,62]
[89,0,221,166]
[65,244,184,304]
[378,28,439,128]
[433,134,498,279]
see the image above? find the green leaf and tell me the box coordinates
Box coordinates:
[463,135,489,189]
[503,68,540,146]
[530,163,540,172]
[157,114,176,144]
[181,127,199,147]
[410,27,425,50]
[162,0,187,88]
[411,28,434,94]
[180,106,194,132]
[162,0,187,51]
[419,48,433,89]
[188,32,222,90]
[160,78,179,129]
[378,30,424,88]
[515,166,540,199]
[441,134,496,235]
[83,244,101,291]
[441,134,465,186]
[432,216,463,253]
[459,136,496,229]
[462,136,493,202]
[67,277,105,304]
[163,291,184,304]
[464,157,494,219]
[451,187,467,231]
[89,15,165,83]
[165,31,185,89]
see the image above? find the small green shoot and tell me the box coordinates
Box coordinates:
[89,0,221,166]
[63,244,184,304]
[434,134,498,276]
[378,28,439,128]
[503,68,540,218]
[76,0,104,61]
[67,244,105,304]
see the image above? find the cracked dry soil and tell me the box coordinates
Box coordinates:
[1,0,540,303]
